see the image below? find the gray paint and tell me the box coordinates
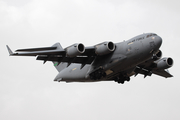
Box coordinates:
[2,1,179,119]
[7,33,173,84]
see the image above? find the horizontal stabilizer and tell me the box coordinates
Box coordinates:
[16,47,57,52]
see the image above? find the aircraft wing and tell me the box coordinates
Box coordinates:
[152,69,173,78]
[135,58,173,78]
[7,45,95,55]
[6,45,96,66]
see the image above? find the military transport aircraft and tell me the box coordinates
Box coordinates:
[7,33,173,84]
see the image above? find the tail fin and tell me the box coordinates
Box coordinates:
[52,43,67,72]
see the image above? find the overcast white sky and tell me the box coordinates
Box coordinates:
[1,0,180,120]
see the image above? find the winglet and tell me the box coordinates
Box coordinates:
[6,45,14,55]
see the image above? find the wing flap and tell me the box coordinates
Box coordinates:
[36,55,95,64]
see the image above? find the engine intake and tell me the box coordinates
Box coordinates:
[153,50,162,60]
[66,43,85,57]
[155,57,173,69]
[95,41,115,55]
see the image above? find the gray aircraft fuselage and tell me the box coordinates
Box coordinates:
[54,33,162,82]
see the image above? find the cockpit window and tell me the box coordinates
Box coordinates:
[146,34,157,38]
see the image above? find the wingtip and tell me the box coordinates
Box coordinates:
[6,45,14,55]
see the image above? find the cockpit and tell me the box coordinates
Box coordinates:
[146,34,157,38]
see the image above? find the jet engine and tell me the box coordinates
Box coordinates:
[95,41,115,55]
[155,57,173,69]
[66,43,85,57]
[153,50,162,60]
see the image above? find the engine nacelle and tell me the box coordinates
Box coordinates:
[153,50,162,60]
[95,41,115,56]
[66,43,85,57]
[155,57,173,69]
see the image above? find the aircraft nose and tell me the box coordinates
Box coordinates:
[155,36,162,48]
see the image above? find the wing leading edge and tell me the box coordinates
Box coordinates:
[15,47,57,52]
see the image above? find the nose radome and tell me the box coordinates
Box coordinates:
[156,36,162,48]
